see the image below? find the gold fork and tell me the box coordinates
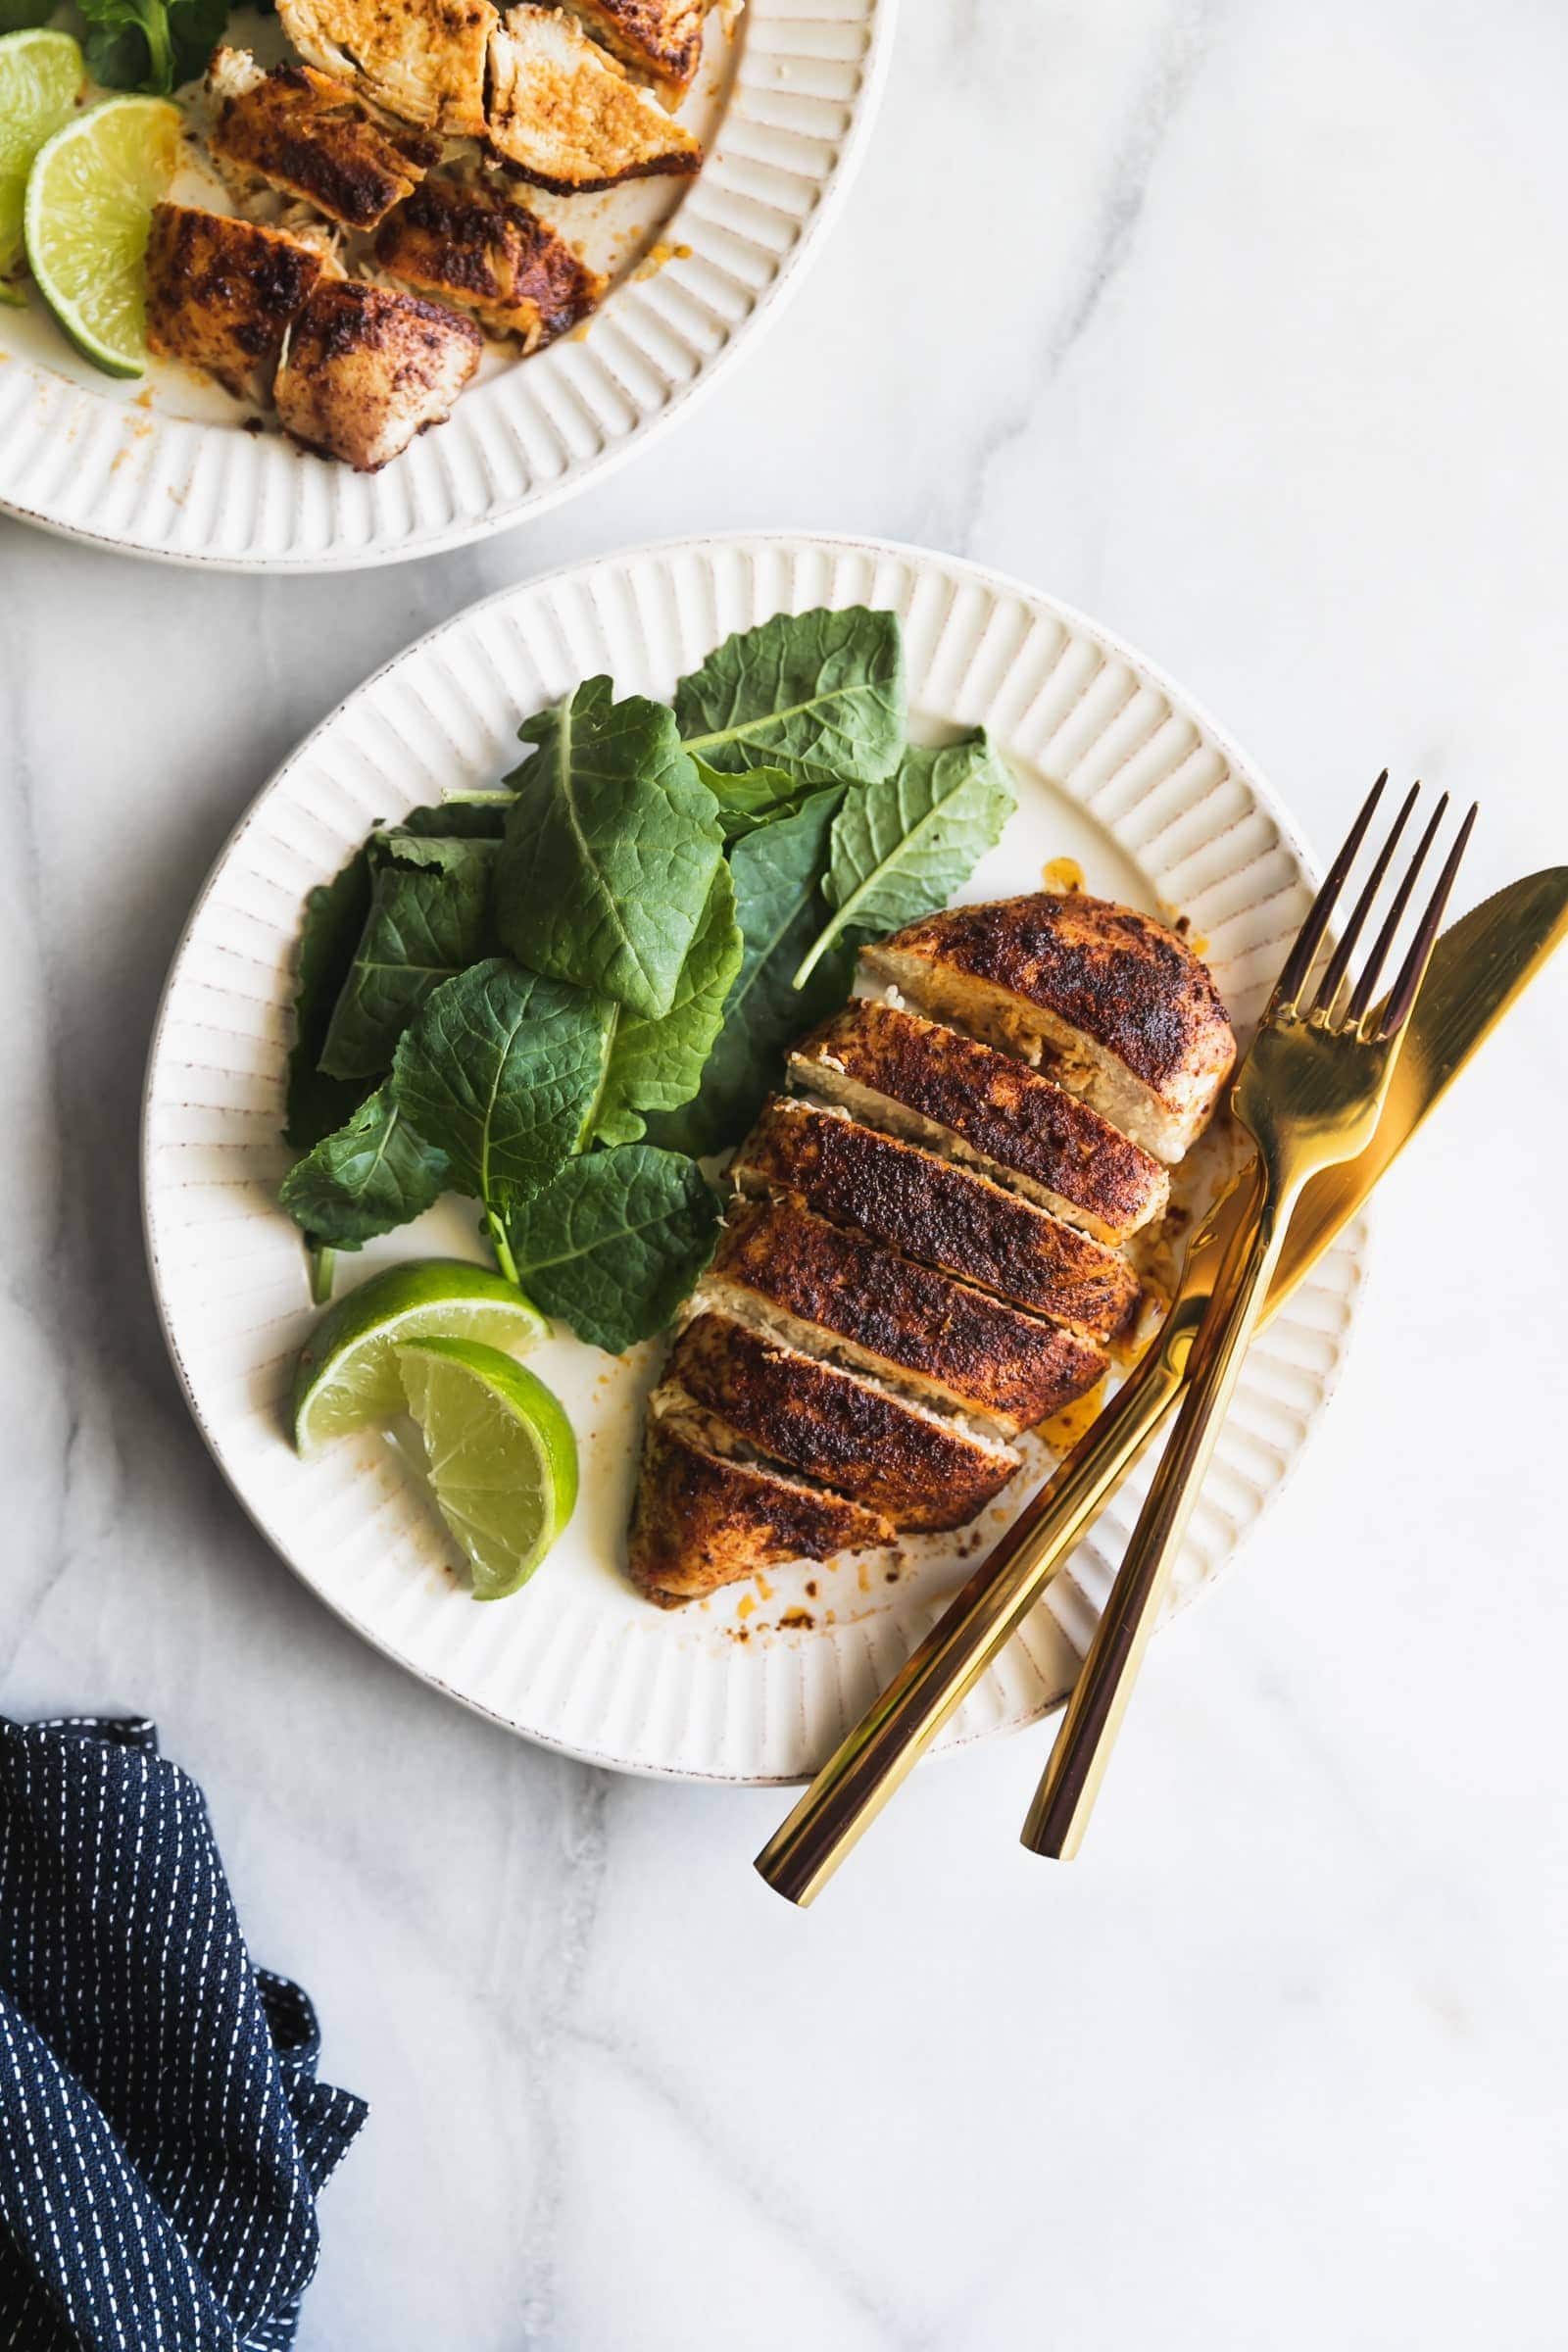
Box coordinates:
[1021,774,1476,1858]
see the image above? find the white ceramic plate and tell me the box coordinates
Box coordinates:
[142,533,1366,1780]
[0,0,891,571]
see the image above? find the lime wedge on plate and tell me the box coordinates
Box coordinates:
[0,28,82,297]
[290,1259,549,1453]
[398,1339,578,1600]
[24,92,178,374]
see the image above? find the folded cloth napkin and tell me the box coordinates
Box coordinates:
[0,1716,367,2351]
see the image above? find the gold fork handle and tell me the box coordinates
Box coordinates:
[1021,1190,1294,1860]
[754,1337,1190,1906]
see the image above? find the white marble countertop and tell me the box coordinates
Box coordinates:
[4,3,1567,2343]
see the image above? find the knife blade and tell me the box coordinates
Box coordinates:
[756,867,1568,1905]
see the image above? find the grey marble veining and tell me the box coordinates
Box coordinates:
[3,3,1567,2344]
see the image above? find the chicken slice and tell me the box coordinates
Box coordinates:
[628,1396,890,1604]
[374,175,605,349]
[734,1095,1141,1344]
[707,1199,1106,1441]
[865,894,1237,1165]
[272,277,482,468]
[206,48,440,232]
[144,204,322,400]
[667,1310,1020,1533]
[790,1001,1169,1248]
[486,4,703,192]
[276,0,496,138]
[562,0,714,102]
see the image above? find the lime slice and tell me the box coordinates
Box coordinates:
[0,29,82,291]
[24,93,178,376]
[290,1259,549,1454]
[398,1339,578,1601]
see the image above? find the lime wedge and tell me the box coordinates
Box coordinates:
[24,93,178,376]
[399,1339,578,1600]
[290,1259,549,1453]
[0,29,81,291]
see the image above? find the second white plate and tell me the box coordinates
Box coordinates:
[142,532,1365,1779]
[0,1,893,569]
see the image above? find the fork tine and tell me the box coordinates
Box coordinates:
[1271,769,1388,1013]
[1375,802,1479,1039]
[1344,791,1449,1026]
[1311,780,1420,1016]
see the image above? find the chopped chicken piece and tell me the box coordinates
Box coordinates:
[276,0,496,138]
[666,1310,1019,1533]
[144,204,322,400]
[735,1095,1141,1343]
[791,1001,1170,1247]
[272,277,482,468]
[707,1199,1107,1441]
[374,175,605,349]
[206,47,440,232]
[563,0,714,102]
[628,1397,890,1604]
[486,4,703,192]
[865,894,1237,1165]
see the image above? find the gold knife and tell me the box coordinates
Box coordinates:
[756,867,1568,1905]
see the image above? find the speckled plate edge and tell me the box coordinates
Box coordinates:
[0,0,894,572]
[140,531,1368,1780]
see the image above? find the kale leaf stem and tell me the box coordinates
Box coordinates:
[486,1208,521,1288]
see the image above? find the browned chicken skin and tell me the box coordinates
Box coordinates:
[486,4,703,191]
[207,48,440,231]
[709,1198,1107,1440]
[791,1000,1170,1246]
[563,0,711,101]
[627,1404,891,1605]
[276,0,497,137]
[866,894,1237,1163]
[272,276,482,469]
[374,175,605,349]
[667,1311,1019,1532]
[144,204,322,400]
[734,1095,1141,1343]
[629,889,1234,1607]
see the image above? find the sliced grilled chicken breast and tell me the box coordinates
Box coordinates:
[206,48,440,231]
[563,0,712,101]
[277,0,496,137]
[668,1310,1019,1532]
[865,894,1237,1163]
[734,1095,1140,1343]
[144,205,321,399]
[790,1001,1169,1247]
[486,5,703,191]
[709,1199,1106,1439]
[628,1397,891,1604]
[374,175,605,348]
[273,278,482,468]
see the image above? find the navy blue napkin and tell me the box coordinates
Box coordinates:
[0,1716,367,2350]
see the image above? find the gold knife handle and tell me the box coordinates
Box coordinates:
[1021,1192,1291,1861]
[754,1333,1192,1907]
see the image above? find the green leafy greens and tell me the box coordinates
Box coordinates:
[792,731,1016,987]
[495,677,723,1019]
[80,0,228,95]
[390,957,613,1274]
[690,759,815,842]
[278,1086,449,1249]
[675,607,906,787]
[645,790,855,1157]
[285,850,373,1152]
[591,863,744,1148]
[319,834,495,1082]
[277,608,1016,1359]
[503,1147,722,1354]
